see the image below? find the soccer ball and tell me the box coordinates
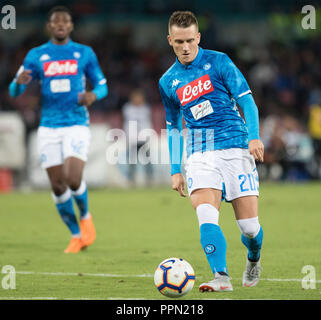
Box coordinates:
[154,257,195,298]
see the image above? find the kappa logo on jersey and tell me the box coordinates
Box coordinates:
[40,54,50,61]
[43,60,78,77]
[172,79,181,88]
[176,74,214,106]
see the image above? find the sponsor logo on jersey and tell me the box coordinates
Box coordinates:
[50,79,71,93]
[176,74,214,106]
[190,100,214,120]
[44,60,78,77]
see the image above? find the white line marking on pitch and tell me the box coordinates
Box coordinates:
[16,271,153,278]
[0,297,148,300]
[0,297,283,300]
[15,271,321,283]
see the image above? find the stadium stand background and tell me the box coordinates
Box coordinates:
[0,0,320,190]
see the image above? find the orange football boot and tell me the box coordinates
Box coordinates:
[80,214,96,247]
[64,237,85,253]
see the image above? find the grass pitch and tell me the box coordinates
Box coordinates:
[0,182,321,300]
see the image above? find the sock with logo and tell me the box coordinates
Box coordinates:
[71,181,90,220]
[197,204,228,276]
[52,189,80,236]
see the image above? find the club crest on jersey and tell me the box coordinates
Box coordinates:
[176,74,214,106]
[203,63,211,70]
[73,52,81,59]
[44,60,78,77]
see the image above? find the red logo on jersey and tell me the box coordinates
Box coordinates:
[176,74,214,106]
[44,60,78,77]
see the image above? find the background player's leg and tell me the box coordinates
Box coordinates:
[46,165,80,238]
[64,156,96,246]
[232,196,263,262]
[190,188,229,276]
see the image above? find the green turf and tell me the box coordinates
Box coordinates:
[0,182,321,300]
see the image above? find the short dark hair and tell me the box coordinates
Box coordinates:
[47,6,72,21]
[168,11,198,31]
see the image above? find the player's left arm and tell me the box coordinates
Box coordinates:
[220,53,264,162]
[80,47,108,107]
[237,94,264,162]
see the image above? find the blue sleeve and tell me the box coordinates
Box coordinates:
[85,47,108,100]
[159,81,184,175]
[9,79,26,97]
[237,93,260,141]
[9,49,39,98]
[219,53,251,100]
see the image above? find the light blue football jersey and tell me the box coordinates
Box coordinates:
[17,40,107,128]
[159,47,252,158]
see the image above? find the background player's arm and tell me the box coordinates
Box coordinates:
[159,82,186,197]
[80,47,108,107]
[219,53,264,162]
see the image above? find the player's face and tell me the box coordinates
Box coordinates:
[47,12,73,42]
[168,24,200,65]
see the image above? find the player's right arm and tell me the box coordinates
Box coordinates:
[9,49,39,98]
[159,80,186,197]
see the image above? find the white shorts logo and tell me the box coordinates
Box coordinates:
[190,100,213,120]
[50,79,71,93]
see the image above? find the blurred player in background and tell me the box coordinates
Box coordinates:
[122,88,153,186]
[159,11,264,292]
[9,6,108,253]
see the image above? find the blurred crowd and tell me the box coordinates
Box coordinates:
[233,37,321,181]
[0,5,321,182]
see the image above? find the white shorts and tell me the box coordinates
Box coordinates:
[185,149,259,201]
[37,125,91,169]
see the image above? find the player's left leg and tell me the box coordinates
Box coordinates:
[62,125,95,247]
[64,156,88,218]
[64,156,96,247]
[232,196,263,287]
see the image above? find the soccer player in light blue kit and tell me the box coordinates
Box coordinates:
[159,11,264,291]
[9,6,108,253]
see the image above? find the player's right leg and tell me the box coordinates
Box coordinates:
[46,165,84,253]
[37,126,84,253]
[190,188,233,292]
[185,152,233,292]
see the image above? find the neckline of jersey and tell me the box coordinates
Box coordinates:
[48,39,73,47]
[175,47,204,69]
